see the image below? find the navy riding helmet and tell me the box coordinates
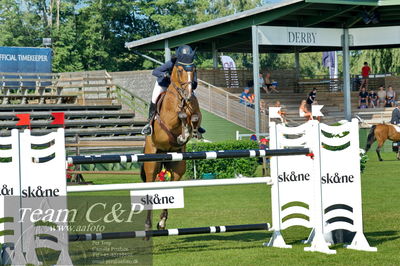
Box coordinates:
[175,45,195,66]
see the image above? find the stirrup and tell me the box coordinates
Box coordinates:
[141,124,153,135]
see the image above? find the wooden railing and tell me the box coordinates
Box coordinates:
[196,79,268,132]
[114,85,148,119]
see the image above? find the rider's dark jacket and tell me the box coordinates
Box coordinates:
[152,58,197,89]
[390,107,400,125]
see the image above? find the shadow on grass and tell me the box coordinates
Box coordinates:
[179,232,271,243]
[365,230,400,246]
[152,232,272,254]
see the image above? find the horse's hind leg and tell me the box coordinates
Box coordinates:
[156,160,186,230]
[376,139,385,161]
[157,209,168,230]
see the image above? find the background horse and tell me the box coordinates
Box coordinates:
[140,62,202,232]
[365,124,400,161]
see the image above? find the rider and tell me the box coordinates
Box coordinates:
[141,44,205,135]
[390,101,400,125]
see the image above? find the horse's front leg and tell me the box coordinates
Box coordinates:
[177,111,190,145]
[397,150,400,160]
[191,113,202,139]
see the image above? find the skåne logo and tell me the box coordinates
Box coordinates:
[140,194,175,205]
[278,171,311,182]
[322,173,354,184]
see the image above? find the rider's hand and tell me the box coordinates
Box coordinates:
[164,72,170,79]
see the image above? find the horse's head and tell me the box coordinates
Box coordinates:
[171,62,196,101]
[171,45,196,102]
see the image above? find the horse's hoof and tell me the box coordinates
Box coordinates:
[143,236,151,241]
[379,158,383,161]
[157,222,165,230]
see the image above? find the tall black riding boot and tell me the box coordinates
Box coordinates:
[141,102,157,135]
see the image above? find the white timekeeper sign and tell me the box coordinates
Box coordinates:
[130,188,184,210]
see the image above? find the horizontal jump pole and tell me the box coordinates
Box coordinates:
[67,177,272,193]
[62,148,310,165]
[68,223,270,241]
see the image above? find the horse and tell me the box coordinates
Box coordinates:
[140,61,202,233]
[365,123,400,161]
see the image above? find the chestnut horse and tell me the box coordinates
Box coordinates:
[365,123,400,161]
[140,62,202,232]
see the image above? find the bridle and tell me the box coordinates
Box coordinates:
[171,62,195,104]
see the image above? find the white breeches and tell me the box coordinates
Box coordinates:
[151,82,167,104]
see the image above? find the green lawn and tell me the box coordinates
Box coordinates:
[200,109,253,142]
[69,150,400,266]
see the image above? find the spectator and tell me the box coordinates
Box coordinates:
[306,88,317,109]
[385,86,396,107]
[250,134,257,141]
[258,73,266,92]
[390,101,400,125]
[259,138,270,175]
[360,62,371,90]
[274,100,287,124]
[358,86,369,109]
[240,81,255,108]
[377,85,386,107]
[264,73,279,93]
[299,100,313,120]
[368,88,378,108]
[260,99,267,115]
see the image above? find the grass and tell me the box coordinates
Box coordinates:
[200,109,253,142]
[66,148,400,266]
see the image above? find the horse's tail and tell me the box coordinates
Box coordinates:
[365,125,377,152]
[140,163,146,182]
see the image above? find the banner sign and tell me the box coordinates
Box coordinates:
[258,26,342,47]
[130,188,184,210]
[349,26,400,47]
[220,55,240,88]
[0,46,52,73]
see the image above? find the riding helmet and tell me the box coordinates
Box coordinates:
[176,45,195,64]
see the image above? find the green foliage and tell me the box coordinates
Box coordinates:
[185,140,260,179]
[2,0,400,75]
[360,149,368,173]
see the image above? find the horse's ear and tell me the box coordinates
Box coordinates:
[191,47,197,58]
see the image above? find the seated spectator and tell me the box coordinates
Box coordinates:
[368,89,378,108]
[258,73,267,92]
[240,81,255,108]
[358,86,368,109]
[377,85,386,107]
[299,100,313,120]
[260,99,268,115]
[274,100,287,124]
[386,86,396,107]
[264,73,279,93]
